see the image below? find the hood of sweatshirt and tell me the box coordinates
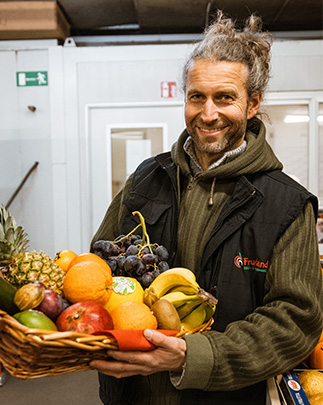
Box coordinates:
[171,117,283,181]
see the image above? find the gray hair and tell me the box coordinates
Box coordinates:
[182,11,273,98]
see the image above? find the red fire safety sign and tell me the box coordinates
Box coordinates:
[161,81,177,98]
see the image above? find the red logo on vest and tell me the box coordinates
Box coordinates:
[234,255,243,268]
[234,253,269,272]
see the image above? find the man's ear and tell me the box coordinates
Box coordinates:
[247,93,262,119]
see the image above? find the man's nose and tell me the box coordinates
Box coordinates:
[200,99,219,123]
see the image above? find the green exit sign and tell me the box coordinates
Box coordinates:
[16,71,48,87]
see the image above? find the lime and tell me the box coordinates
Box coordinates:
[13,309,57,331]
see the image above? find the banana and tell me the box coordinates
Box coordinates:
[181,303,207,331]
[147,267,200,298]
[167,284,200,296]
[161,291,201,308]
[203,301,216,323]
[176,297,205,320]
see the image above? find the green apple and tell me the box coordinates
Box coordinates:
[13,309,57,331]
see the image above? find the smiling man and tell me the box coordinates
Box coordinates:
[184,59,261,169]
[90,11,323,405]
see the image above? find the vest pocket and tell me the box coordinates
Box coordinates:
[122,194,173,250]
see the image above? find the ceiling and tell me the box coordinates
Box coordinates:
[1,0,323,42]
[59,0,322,39]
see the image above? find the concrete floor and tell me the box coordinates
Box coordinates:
[0,368,102,405]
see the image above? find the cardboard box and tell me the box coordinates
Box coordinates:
[266,377,281,405]
[0,1,70,41]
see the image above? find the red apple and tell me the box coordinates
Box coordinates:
[56,301,113,334]
[36,289,64,320]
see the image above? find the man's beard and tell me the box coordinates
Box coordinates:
[189,120,246,157]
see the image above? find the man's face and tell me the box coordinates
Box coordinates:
[184,59,261,170]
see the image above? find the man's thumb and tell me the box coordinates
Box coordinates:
[144,329,166,345]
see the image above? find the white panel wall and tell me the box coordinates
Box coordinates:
[0,38,322,257]
[0,45,55,256]
[270,40,323,92]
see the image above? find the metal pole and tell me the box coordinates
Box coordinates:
[5,161,39,209]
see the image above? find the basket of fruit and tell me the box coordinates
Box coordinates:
[0,208,216,379]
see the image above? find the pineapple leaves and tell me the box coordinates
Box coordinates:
[0,226,4,240]
[0,206,29,264]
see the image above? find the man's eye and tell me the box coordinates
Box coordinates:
[221,95,234,102]
[189,94,203,101]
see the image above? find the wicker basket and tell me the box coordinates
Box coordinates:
[0,309,213,379]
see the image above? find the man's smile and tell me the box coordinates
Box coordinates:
[197,125,228,135]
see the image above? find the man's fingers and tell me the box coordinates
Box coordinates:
[89,359,151,378]
[144,329,169,346]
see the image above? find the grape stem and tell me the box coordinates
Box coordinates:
[113,211,155,261]
[114,223,141,244]
[132,211,150,246]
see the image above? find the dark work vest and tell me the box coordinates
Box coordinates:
[101,152,317,405]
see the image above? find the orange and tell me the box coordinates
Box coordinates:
[63,260,113,306]
[68,252,111,275]
[110,301,157,330]
[54,249,77,272]
[104,277,144,313]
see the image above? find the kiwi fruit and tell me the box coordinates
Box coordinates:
[151,299,182,332]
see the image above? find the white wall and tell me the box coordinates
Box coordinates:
[0,38,322,257]
[0,42,56,256]
[270,40,323,92]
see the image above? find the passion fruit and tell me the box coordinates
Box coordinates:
[13,309,57,331]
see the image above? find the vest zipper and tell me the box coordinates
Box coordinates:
[187,174,201,190]
[187,175,195,190]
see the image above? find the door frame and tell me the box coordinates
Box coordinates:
[84,101,184,248]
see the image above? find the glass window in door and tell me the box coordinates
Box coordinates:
[110,126,164,198]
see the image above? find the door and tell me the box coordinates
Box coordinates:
[87,102,185,236]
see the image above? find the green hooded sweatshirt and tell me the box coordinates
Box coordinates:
[91,119,323,404]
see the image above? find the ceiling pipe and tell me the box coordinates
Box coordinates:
[205,0,216,28]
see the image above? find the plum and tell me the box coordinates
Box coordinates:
[36,289,64,320]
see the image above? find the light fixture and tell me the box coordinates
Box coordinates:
[284,115,310,123]
[284,115,323,124]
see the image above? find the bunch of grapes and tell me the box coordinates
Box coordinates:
[92,212,170,288]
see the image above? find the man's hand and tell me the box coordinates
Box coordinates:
[89,329,187,378]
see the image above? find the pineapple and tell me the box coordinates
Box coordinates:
[0,206,65,294]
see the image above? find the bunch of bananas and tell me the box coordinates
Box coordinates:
[144,267,217,331]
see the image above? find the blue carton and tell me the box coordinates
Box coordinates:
[280,371,311,405]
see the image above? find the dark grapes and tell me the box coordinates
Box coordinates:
[116,267,126,276]
[92,240,107,252]
[125,245,139,257]
[141,253,158,265]
[92,250,105,260]
[114,235,125,245]
[130,234,142,244]
[139,246,150,255]
[117,255,126,270]
[93,240,113,260]
[158,261,170,272]
[106,257,118,273]
[92,233,170,287]
[140,272,155,288]
[156,245,169,261]
[152,269,162,279]
[111,244,121,256]
[123,255,141,275]
[135,260,147,277]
